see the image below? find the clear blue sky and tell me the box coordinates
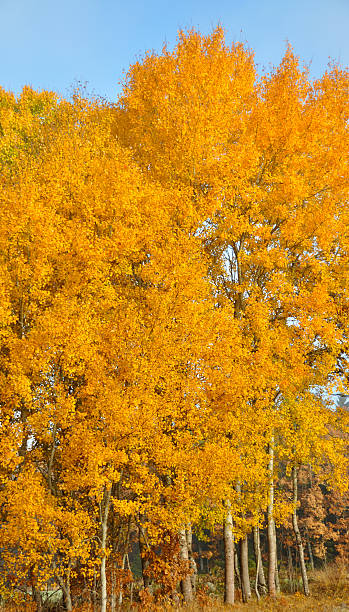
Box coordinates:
[1,0,348,102]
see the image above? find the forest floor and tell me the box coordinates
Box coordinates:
[167,561,349,611]
[0,562,348,611]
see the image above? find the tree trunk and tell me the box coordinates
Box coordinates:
[63,583,73,612]
[186,524,197,593]
[306,529,315,571]
[267,437,277,597]
[33,587,42,612]
[275,527,280,594]
[54,569,72,612]
[253,525,267,595]
[110,506,124,611]
[234,543,241,590]
[287,545,295,593]
[198,540,204,572]
[240,533,251,602]
[111,562,116,612]
[119,516,132,607]
[178,527,193,603]
[139,523,151,589]
[224,501,235,605]
[93,566,97,612]
[100,486,112,612]
[126,554,134,606]
[118,554,126,608]
[292,466,310,596]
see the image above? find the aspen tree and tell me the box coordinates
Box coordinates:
[115,28,349,603]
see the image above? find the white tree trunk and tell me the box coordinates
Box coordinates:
[186,524,197,593]
[178,527,193,602]
[224,501,235,605]
[100,486,112,612]
[292,466,310,596]
[253,525,267,596]
[267,437,277,597]
[240,533,251,602]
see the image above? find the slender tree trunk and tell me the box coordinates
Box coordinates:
[198,540,204,572]
[111,562,116,612]
[139,523,151,589]
[224,501,235,605]
[100,486,112,612]
[93,566,97,612]
[33,587,42,612]
[267,436,277,597]
[110,505,124,611]
[118,554,126,608]
[306,529,315,571]
[126,553,134,606]
[54,568,72,612]
[63,580,73,612]
[65,571,73,612]
[255,533,260,602]
[275,528,280,594]
[240,533,251,602]
[186,524,197,593]
[234,543,241,591]
[287,545,295,593]
[234,481,243,601]
[253,525,267,595]
[275,542,280,594]
[292,466,310,596]
[118,517,132,608]
[178,527,193,603]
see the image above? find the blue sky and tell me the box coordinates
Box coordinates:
[1,0,348,101]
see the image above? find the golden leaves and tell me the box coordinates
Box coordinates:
[0,27,348,599]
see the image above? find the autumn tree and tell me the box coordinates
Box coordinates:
[115,25,349,602]
[0,25,348,609]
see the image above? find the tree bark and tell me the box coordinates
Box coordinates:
[306,529,315,571]
[178,527,193,603]
[62,580,73,612]
[111,562,116,612]
[240,533,251,602]
[53,564,73,612]
[287,545,295,593]
[100,486,112,612]
[186,524,197,593]
[118,554,126,608]
[93,566,97,612]
[118,517,132,607]
[254,533,260,602]
[253,525,267,595]
[292,466,310,596]
[110,499,123,611]
[234,543,241,591]
[33,587,42,612]
[126,553,134,606]
[139,523,151,589]
[224,501,235,605]
[198,540,204,573]
[275,527,280,594]
[267,437,277,597]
